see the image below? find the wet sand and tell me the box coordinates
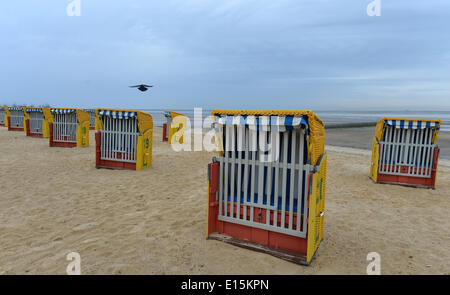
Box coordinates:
[326,127,450,158]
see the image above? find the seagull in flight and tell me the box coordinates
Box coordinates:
[129,84,154,92]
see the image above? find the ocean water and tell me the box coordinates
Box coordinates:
[140,109,450,131]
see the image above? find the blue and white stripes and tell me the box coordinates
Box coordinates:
[51,109,76,114]
[214,115,308,131]
[26,108,43,113]
[385,120,440,130]
[98,110,137,119]
[8,107,24,111]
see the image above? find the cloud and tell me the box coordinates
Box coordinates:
[0,0,449,110]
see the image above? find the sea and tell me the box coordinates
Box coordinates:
[139,109,450,131]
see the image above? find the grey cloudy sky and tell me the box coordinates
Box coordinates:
[1,0,449,110]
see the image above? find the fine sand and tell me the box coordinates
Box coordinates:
[0,127,449,274]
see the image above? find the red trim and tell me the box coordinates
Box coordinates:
[25,119,43,138]
[50,141,77,148]
[49,123,76,147]
[89,127,95,130]
[207,162,308,256]
[95,131,137,170]
[7,117,24,131]
[377,147,439,188]
[162,123,168,141]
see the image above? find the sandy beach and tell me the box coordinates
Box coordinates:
[0,126,449,275]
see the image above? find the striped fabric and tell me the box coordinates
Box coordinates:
[51,109,76,114]
[8,107,24,111]
[385,120,440,130]
[85,109,95,113]
[98,110,137,119]
[26,108,43,112]
[214,115,308,131]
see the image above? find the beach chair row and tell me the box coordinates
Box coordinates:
[0,106,442,266]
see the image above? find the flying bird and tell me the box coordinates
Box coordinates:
[129,84,154,92]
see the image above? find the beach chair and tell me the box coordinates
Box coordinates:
[25,107,52,138]
[95,109,153,170]
[49,108,90,147]
[163,111,186,144]
[84,109,99,130]
[0,107,7,127]
[7,107,27,131]
[370,118,441,189]
[206,110,327,265]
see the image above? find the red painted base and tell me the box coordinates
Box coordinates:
[25,120,43,138]
[27,133,43,138]
[162,123,168,142]
[377,148,439,189]
[95,132,137,170]
[7,117,24,131]
[207,162,309,260]
[49,123,76,147]
[8,127,24,132]
[50,141,76,148]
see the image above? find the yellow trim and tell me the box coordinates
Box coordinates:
[375,117,442,144]
[370,137,379,182]
[372,117,442,182]
[135,129,153,171]
[47,108,90,124]
[84,109,100,130]
[42,120,50,138]
[318,155,327,247]
[96,108,153,134]
[306,154,327,263]
[43,108,53,123]
[23,107,52,137]
[76,121,90,147]
[166,111,186,144]
[211,109,325,166]
[165,110,185,118]
[94,117,101,130]
[96,108,153,171]
[3,107,10,127]
[136,136,144,170]
[143,128,153,168]
[306,171,318,263]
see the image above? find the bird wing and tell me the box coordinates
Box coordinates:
[142,85,153,87]
[129,85,141,88]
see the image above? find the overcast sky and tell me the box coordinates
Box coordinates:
[0,0,449,111]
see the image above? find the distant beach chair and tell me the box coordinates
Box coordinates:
[49,108,90,148]
[0,107,7,127]
[163,111,186,144]
[25,107,52,138]
[7,107,27,132]
[370,118,441,189]
[84,109,99,131]
[206,110,327,265]
[95,109,153,170]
